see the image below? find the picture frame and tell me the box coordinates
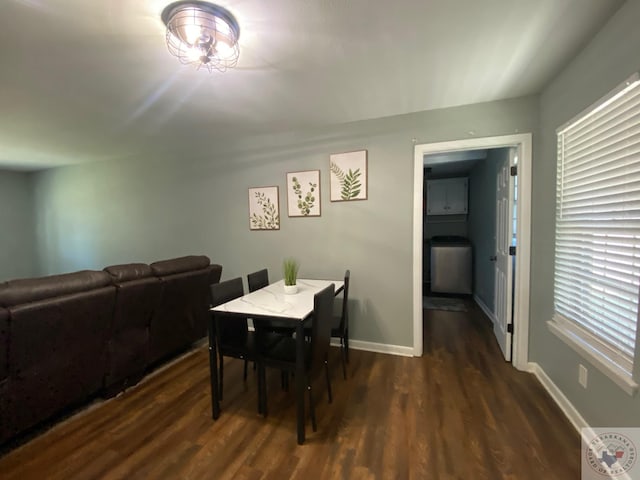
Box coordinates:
[329,149,368,201]
[286,170,321,217]
[248,186,280,230]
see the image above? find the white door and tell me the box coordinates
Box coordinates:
[494,149,516,361]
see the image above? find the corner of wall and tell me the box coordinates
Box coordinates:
[528,362,589,433]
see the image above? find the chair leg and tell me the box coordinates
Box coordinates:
[243,359,248,381]
[344,331,350,363]
[218,354,224,401]
[324,359,333,404]
[281,370,289,391]
[340,339,347,380]
[308,383,317,432]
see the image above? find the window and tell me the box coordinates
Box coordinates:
[549,72,640,395]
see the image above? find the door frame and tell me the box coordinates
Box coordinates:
[412,133,532,371]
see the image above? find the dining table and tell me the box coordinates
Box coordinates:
[208,278,344,445]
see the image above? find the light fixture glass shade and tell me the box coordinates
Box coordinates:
[161,1,240,72]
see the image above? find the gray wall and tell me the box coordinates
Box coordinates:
[0,170,36,281]
[534,0,640,426]
[33,96,538,348]
[468,148,510,311]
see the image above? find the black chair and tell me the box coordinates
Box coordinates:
[247,268,296,337]
[210,277,281,406]
[303,270,351,379]
[259,284,335,433]
[247,268,269,292]
[332,270,350,379]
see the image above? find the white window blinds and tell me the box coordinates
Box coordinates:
[554,73,640,378]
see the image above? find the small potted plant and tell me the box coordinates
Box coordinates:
[283,258,300,294]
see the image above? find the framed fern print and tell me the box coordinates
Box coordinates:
[248,186,280,230]
[287,170,321,217]
[329,150,368,201]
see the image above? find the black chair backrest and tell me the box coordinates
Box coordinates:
[310,284,335,374]
[210,277,248,344]
[247,269,269,293]
[339,270,350,331]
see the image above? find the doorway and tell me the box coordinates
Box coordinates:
[412,134,532,371]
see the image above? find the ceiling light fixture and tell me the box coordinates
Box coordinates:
[161,1,240,72]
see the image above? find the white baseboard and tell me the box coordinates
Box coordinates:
[330,339,413,357]
[474,294,496,324]
[528,362,588,433]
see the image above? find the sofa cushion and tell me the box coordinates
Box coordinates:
[6,286,115,438]
[104,263,152,283]
[0,270,112,308]
[103,274,162,393]
[148,268,211,364]
[0,308,8,381]
[150,255,210,277]
[208,264,223,285]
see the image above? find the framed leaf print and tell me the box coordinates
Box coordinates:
[287,170,321,217]
[330,150,368,201]
[249,186,280,230]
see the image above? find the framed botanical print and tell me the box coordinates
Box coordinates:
[286,170,321,217]
[248,186,280,230]
[329,149,368,201]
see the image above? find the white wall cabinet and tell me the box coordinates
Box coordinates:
[426,177,468,215]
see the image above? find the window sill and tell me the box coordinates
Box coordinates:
[547,321,638,397]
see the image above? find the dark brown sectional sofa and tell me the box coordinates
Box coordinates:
[0,255,222,446]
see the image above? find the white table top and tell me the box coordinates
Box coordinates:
[210,278,344,321]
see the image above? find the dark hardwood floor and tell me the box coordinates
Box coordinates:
[0,299,580,479]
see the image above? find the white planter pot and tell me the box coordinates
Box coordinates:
[284,284,298,295]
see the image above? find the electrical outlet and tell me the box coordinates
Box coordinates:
[579,364,588,388]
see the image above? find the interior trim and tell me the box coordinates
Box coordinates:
[330,339,413,357]
[528,362,589,433]
[413,133,532,371]
[547,321,639,396]
[474,294,497,325]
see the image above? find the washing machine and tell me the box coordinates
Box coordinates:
[430,236,472,294]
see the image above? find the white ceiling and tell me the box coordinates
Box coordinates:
[0,0,624,171]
